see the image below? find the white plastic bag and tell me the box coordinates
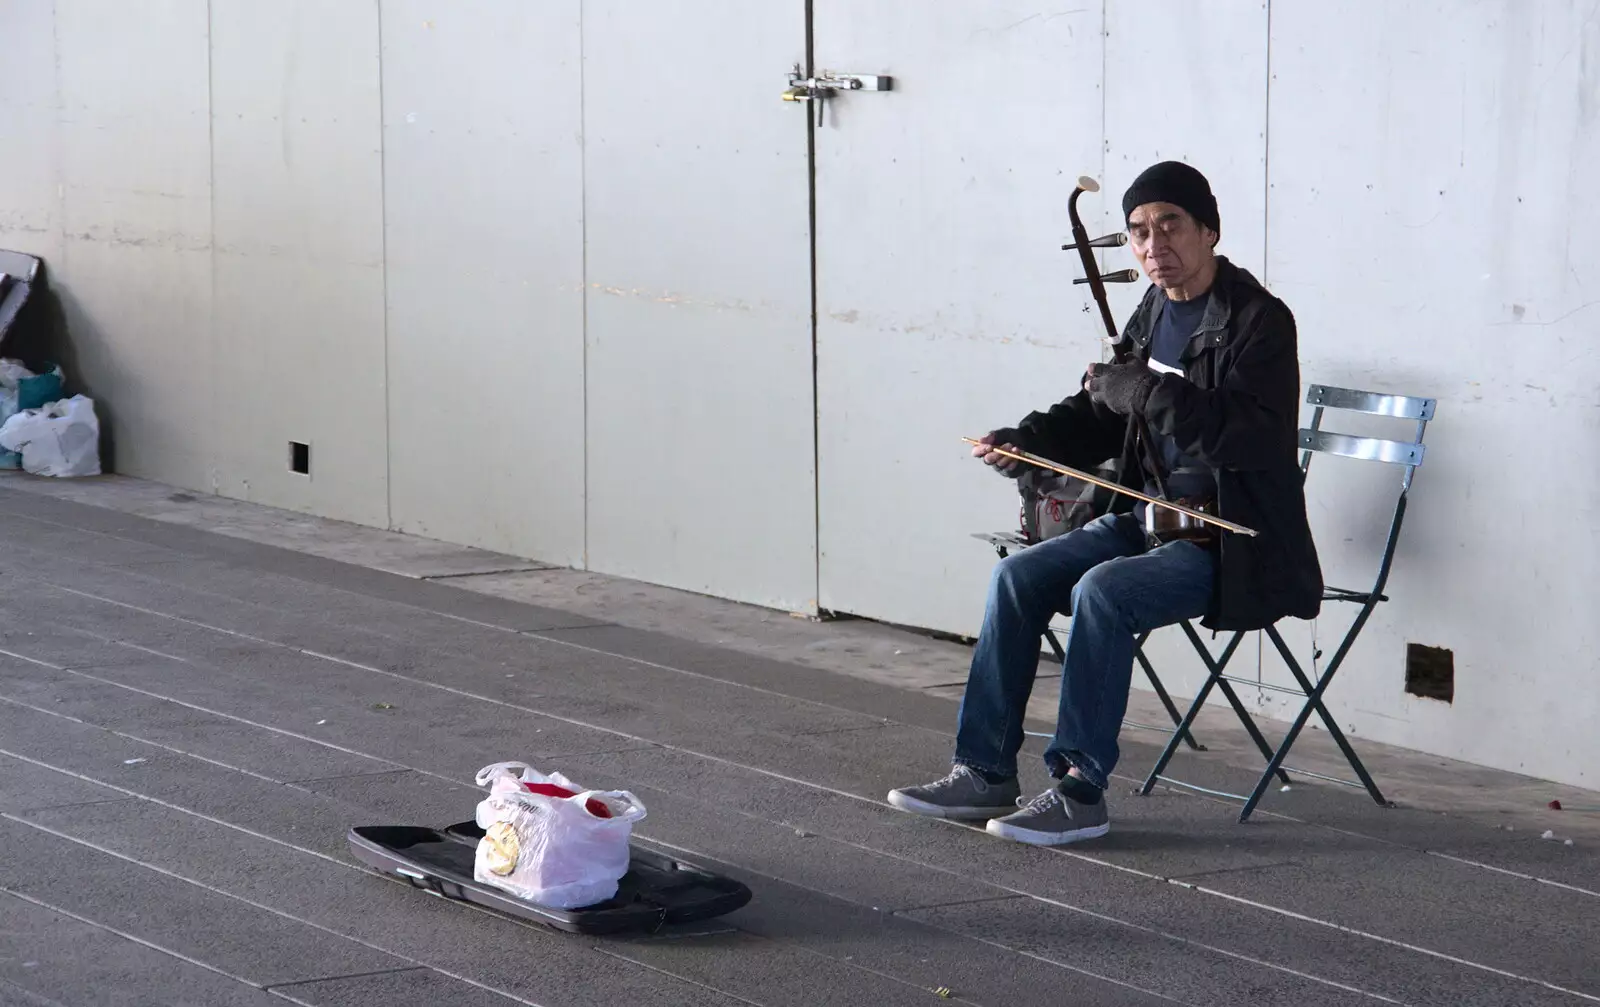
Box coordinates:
[0,394,101,477]
[472,761,646,910]
[0,359,31,418]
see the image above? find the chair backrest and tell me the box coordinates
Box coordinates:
[0,250,42,285]
[0,250,44,343]
[1299,384,1436,597]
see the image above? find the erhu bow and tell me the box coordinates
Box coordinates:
[962,175,1257,539]
[959,437,1258,537]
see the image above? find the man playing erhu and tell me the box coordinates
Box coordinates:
[888,161,1323,845]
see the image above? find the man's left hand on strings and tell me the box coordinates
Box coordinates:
[1085,359,1157,416]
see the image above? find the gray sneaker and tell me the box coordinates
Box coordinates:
[887,764,1022,820]
[986,786,1110,845]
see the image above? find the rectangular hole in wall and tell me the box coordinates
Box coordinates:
[289,441,310,476]
[1405,643,1453,703]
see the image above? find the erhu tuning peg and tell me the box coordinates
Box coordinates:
[1061,232,1129,252]
[1073,268,1141,285]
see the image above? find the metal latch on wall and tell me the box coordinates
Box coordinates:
[782,64,893,126]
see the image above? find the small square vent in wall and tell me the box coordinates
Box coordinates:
[1405,643,1453,703]
[290,441,310,476]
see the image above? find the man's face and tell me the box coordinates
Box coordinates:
[1127,202,1217,292]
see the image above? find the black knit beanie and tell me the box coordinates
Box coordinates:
[1122,161,1220,238]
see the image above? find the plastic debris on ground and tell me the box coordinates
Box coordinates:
[0,358,66,471]
[0,361,101,477]
[472,760,647,910]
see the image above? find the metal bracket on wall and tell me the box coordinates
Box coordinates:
[782,64,893,127]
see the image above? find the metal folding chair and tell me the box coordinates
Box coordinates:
[1137,383,1435,821]
[971,530,1204,752]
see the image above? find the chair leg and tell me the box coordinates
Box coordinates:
[1134,631,1204,751]
[1176,625,1291,786]
[1140,627,1291,799]
[1137,626,1245,794]
[1264,625,1389,803]
[1237,625,1392,821]
[1137,669,1217,796]
[1042,626,1066,662]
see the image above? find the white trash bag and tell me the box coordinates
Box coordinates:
[472,761,646,910]
[0,394,101,477]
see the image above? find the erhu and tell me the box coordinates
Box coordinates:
[963,176,1257,540]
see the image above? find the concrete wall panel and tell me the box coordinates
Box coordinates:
[0,0,62,253]
[209,0,388,527]
[812,1,1106,633]
[53,0,214,488]
[380,0,586,564]
[581,0,816,610]
[1263,0,1600,786]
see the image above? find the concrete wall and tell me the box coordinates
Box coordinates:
[2,0,1596,789]
[378,1,586,566]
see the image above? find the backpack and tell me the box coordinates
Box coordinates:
[1015,463,1120,544]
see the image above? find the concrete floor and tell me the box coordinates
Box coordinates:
[0,474,1596,1006]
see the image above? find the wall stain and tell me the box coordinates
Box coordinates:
[819,305,1078,351]
[589,283,757,314]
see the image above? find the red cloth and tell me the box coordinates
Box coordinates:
[522,781,613,818]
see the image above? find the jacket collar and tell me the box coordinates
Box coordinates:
[1126,255,1237,351]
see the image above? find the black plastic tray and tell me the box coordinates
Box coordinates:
[347,822,751,935]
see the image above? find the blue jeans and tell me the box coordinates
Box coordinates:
[954,513,1216,790]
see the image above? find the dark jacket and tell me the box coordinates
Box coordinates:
[1014,256,1322,631]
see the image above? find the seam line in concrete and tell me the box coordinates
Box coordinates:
[7,662,662,792]
[0,974,73,1007]
[601,926,993,1007]
[1142,773,1600,903]
[636,833,1403,1005]
[5,543,945,739]
[0,691,395,787]
[1423,850,1600,899]
[788,722,893,738]
[1163,860,1303,883]
[3,796,140,816]
[2,811,423,962]
[417,567,555,580]
[0,507,576,632]
[0,811,555,1007]
[1170,877,1599,1003]
[0,648,432,777]
[261,965,430,992]
[890,894,1028,914]
[582,947,768,1007]
[282,768,412,786]
[0,883,276,990]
